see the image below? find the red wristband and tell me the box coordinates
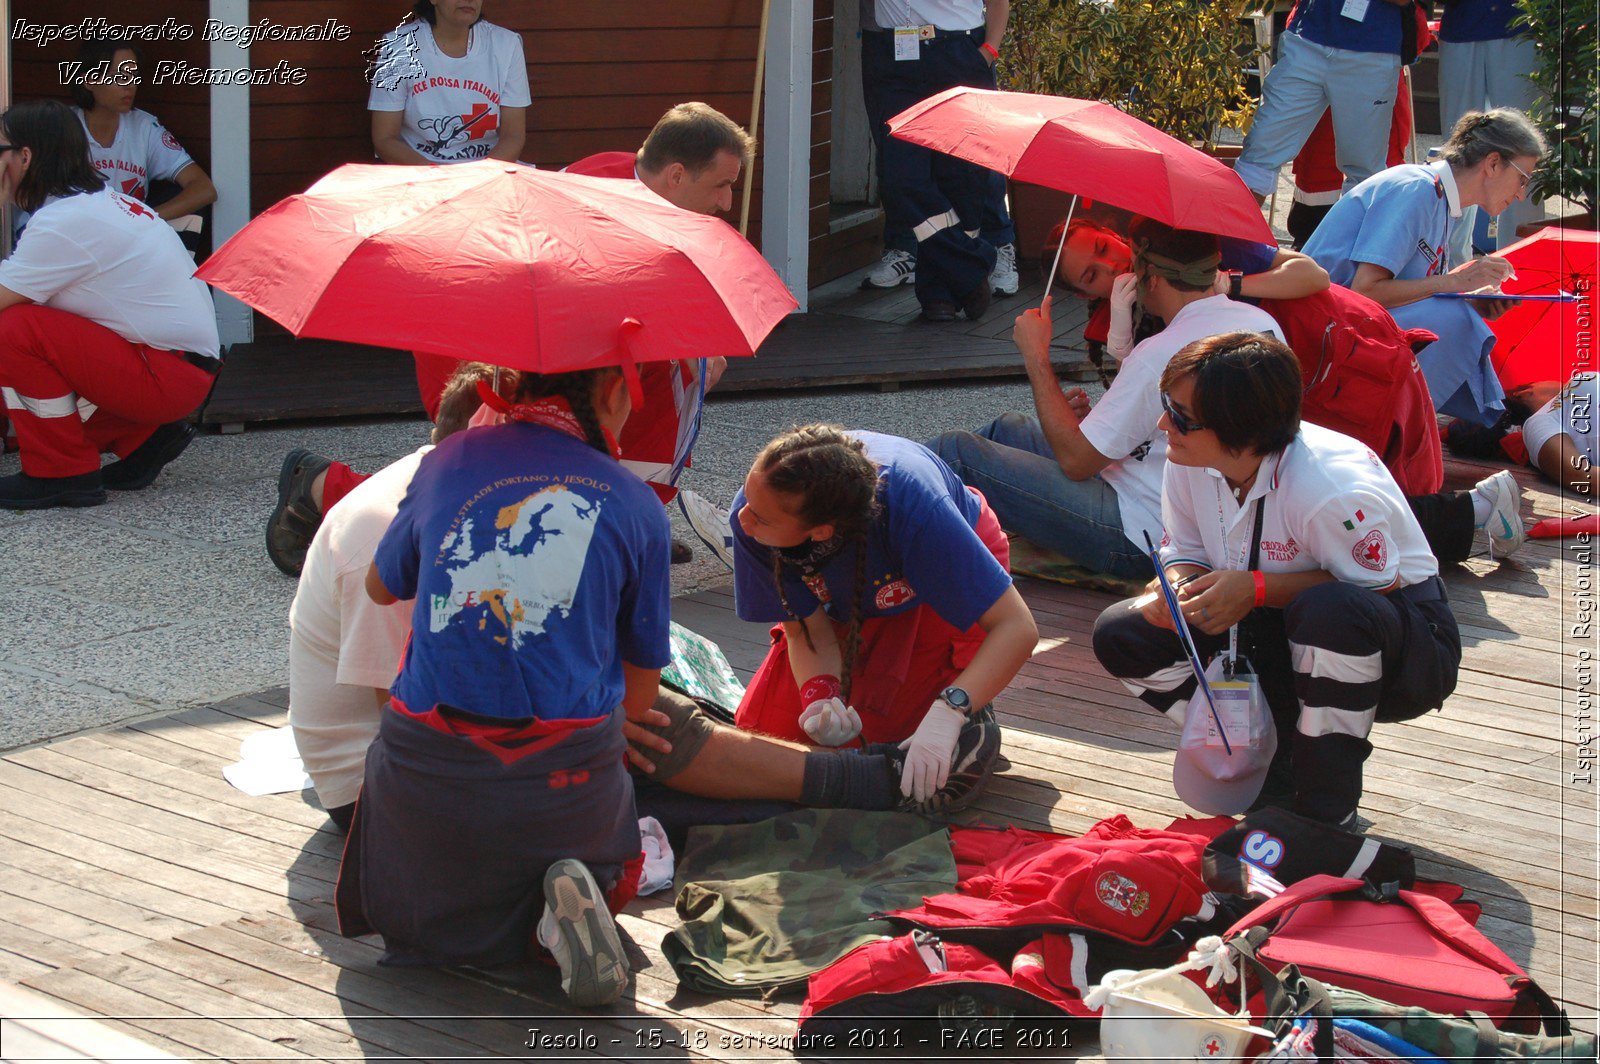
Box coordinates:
[1252,570,1267,607]
[981,41,1000,60]
[800,674,841,705]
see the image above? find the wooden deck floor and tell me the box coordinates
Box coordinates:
[0,458,1593,1062]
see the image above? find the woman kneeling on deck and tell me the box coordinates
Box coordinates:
[339,364,668,1008]
[729,425,1037,809]
[1092,334,1462,829]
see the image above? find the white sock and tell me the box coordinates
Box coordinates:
[1471,488,1494,527]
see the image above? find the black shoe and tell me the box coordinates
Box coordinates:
[266,448,332,577]
[960,278,993,322]
[889,706,1002,816]
[670,536,693,564]
[921,300,960,323]
[102,421,196,490]
[0,470,106,509]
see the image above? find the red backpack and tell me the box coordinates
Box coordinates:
[1260,285,1445,495]
[1224,874,1573,1036]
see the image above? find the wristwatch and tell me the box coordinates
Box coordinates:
[1227,270,1245,300]
[939,685,974,716]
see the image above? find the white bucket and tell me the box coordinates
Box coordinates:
[1099,968,1276,1062]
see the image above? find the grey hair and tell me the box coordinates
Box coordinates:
[1439,108,1547,170]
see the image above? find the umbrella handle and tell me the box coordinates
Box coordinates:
[618,317,646,413]
[1042,194,1079,309]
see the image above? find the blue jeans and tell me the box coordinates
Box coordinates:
[930,413,1152,579]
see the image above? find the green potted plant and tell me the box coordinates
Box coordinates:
[1515,0,1596,231]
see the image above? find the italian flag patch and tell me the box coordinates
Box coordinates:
[1342,509,1366,532]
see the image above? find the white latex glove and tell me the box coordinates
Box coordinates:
[800,697,862,747]
[898,702,967,802]
[1105,273,1139,362]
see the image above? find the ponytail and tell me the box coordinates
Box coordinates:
[513,369,613,455]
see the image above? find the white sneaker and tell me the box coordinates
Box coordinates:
[678,488,735,570]
[865,249,916,288]
[1477,470,1527,559]
[991,243,1019,296]
[538,859,629,1007]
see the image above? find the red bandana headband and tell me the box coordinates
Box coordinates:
[474,380,621,459]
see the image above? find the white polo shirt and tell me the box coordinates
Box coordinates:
[0,189,219,358]
[76,107,195,201]
[1081,294,1283,554]
[1160,422,1438,592]
[874,1,984,30]
[1523,373,1598,470]
[288,448,427,810]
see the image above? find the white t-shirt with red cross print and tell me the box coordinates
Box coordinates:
[367,19,531,164]
[75,107,196,202]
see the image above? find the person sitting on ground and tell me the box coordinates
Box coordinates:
[730,424,1037,807]
[268,102,755,575]
[71,37,217,220]
[932,220,1284,579]
[1093,332,1461,828]
[1302,108,1546,426]
[0,100,218,509]
[291,364,992,834]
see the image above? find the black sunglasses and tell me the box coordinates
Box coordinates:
[0,144,16,154]
[1160,391,1204,435]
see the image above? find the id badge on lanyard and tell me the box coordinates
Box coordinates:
[1210,491,1267,731]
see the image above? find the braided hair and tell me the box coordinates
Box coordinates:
[755,425,880,702]
[513,368,613,455]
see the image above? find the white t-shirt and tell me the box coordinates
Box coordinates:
[367,19,531,163]
[1080,294,1283,553]
[288,448,428,810]
[76,107,195,201]
[1160,422,1438,592]
[1523,373,1598,471]
[0,189,219,358]
[874,1,984,30]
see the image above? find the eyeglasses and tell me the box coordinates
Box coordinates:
[1507,158,1533,190]
[0,144,16,154]
[1160,391,1204,435]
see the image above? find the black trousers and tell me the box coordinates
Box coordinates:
[1407,490,1476,564]
[1092,577,1461,823]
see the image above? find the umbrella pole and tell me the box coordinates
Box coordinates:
[739,0,772,238]
[1042,194,1079,307]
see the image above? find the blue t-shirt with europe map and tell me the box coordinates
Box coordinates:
[731,431,1013,633]
[375,421,672,720]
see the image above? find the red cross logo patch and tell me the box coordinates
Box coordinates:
[1354,530,1388,572]
[874,579,916,610]
[459,103,498,141]
[1199,1034,1226,1057]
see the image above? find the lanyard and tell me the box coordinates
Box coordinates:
[1213,484,1267,674]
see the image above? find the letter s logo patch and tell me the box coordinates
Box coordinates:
[1241,830,1284,869]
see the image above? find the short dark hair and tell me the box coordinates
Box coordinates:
[1160,332,1302,455]
[2,100,107,213]
[637,103,754,176]
[70,38,143,111]
[432,362,511,442]
[1130,217,1220,293]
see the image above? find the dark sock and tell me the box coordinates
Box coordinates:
[800,751,899,810]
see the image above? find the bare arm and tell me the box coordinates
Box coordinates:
[1239,248,1329,300]
[1014,296,1116,480]
[371,110,433,165]
[0,286,33,314]
[983,0,1011,52]
[1537,434,1598,496]
[365,562,400,605]
[488,106,526,161]
[943,585,1037,708]
[371,687,391,708]
[782,609,844,688]
[155,163,217,221]
[1350,256,1514,310]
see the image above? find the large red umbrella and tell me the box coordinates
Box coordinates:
[1489,227,1599,391]
[198,162,798,400]
[887,87,1275,246]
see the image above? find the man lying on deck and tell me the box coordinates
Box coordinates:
[288,363,998,833]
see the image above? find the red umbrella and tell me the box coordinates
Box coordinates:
[198,162,797,402]
[1490,227,1599,391]
[887,87,1275,246]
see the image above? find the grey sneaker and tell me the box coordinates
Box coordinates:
[678,489,734,570]
[893,706,1002,816]
[540,859,629,1007]
[1476,470,1526,560]
[865,249,916,288]
[991,243,1019,296]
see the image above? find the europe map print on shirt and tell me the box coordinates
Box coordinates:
[430,482,603,647]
